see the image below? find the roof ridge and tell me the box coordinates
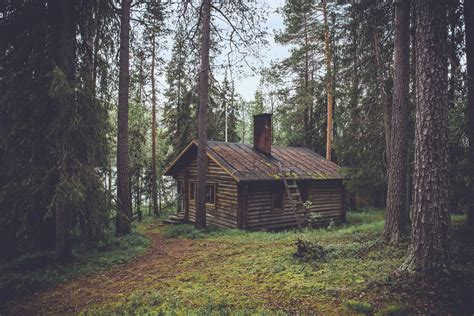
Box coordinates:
[165,139,344,181]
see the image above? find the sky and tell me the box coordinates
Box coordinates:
[152,0,290,105]
[227,0,289,101]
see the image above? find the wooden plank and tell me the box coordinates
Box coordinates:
[237,183,249,229]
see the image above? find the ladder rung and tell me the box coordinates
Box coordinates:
[278,161,304,232]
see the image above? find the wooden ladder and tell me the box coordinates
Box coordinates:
[278,162,305,233]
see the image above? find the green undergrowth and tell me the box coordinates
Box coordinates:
[99,209,471,314]
[161,207,386,243]
[0,230,150,303]
[83,291,287,316]
[7,208,472,314]
[90,209,414,314]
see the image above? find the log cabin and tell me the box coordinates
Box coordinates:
[164,113,346,230]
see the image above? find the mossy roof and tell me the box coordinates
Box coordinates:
[164,140,344,182]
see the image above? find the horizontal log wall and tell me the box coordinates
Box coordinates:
[175,157,239,228]
[246,180,345,230]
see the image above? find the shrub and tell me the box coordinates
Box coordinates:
[327,219,336,231]
[376,304,410,316]
[344,300,374,315]
[293,238,327,264]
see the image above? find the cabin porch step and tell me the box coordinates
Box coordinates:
[164,212,186,225]
[168,215,184,221]
[163,218,182,225]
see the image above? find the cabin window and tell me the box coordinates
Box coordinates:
[177,181,184,211]
[272,184,284,211]
[298,183,309,203]
[206,183,216,205]
[189,181,196,202]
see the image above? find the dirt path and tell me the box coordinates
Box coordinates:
[4,223,198,315]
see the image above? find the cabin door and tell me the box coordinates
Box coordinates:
[177,181,184,213]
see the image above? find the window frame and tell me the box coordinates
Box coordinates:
[177,180,184,211]
[189,181,196,202]
[205,183,217,206]
[271,183,284,212]
[298,182,309,203]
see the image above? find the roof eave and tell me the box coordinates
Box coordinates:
[163,140,240,183]
[163,140,197,176]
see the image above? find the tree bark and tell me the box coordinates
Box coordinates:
[82,1,96,96]
[383,0,410,244]
[116,0,132,235]
[195,0,211,229]
[151,36,159,217]
[323,0,333,162]
[54,0,75,262]
[400,0,450,274]
[465,0,474,228]
[304,13,310,148]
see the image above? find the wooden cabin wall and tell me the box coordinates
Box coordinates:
[245,180,345,230]
[174,156,239,228]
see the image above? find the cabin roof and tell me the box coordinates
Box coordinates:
[164,140,344,182]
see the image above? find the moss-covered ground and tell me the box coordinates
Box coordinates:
[2,209,473,315]
[0,230,150,303]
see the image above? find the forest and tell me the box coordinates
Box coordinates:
[0,0,473,314]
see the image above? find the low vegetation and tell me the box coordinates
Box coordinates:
[0,229,149,302]
[2,209,473,315]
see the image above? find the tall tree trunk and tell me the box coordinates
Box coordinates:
[406,0,417,220]
[331,11,337,146]
[323,0,334,161]
[195,0,211,229]
[137,174,142,221]
[465,0,474,228]
[400,0,450,274]
[151,36,159,217]
[383,0,410,244]
[108,160,112,195]
[82,1,96,96]
[116,0,132,235]
[304,13,309,148]
[54,0,75,262]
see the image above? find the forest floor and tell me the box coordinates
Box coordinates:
[1,209,473,315]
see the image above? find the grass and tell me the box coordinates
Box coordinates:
[87,208,415,315]
[0,229,150,303]
[4,208,473,315]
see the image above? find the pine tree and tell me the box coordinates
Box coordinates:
[322,0,334,161]
[383,0,410,244]
[116,0,132,235]
[142,0,166,218]
[400,0,450,274]
[150,37,159,217]
[0,0,113,256]
[163,30,197,161]
[275,0,320,149]
[195,0,212,229]
[128,46,149,221]
[465,0,474,228]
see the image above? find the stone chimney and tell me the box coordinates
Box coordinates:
[253,113,272,155]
